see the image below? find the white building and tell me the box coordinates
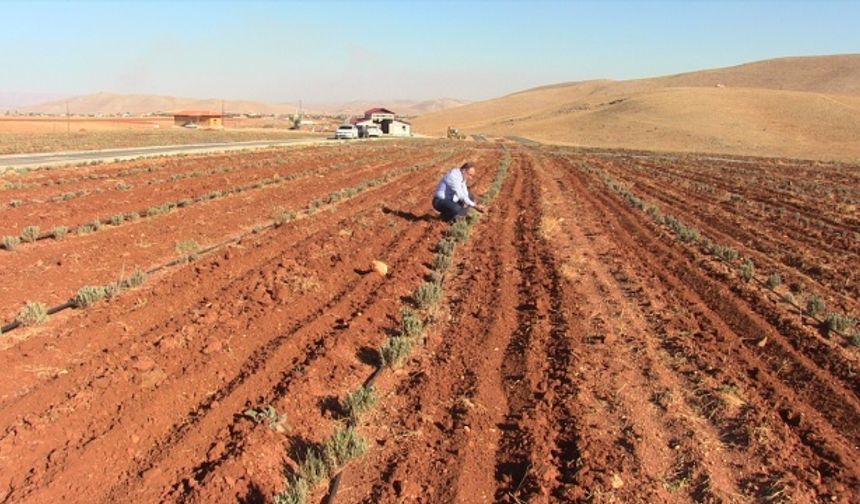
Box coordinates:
[353,108,411,137]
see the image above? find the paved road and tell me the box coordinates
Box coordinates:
[0,138,335,171]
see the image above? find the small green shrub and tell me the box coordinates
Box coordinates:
[175,240,200,255]
[273,211,297,227]
[678,226,700,243]
[18,302,48,326]
[645,205,662,220]
[115,182,132,190]
[147,204,170,217]
[414,281,442,309]
[243,405,288,432]
[435,238,455,255]
[448,220,470,242]
[51,226,68,240]
[823,312,855,335]
[433,253,452,272]
[274,481,307,504]
[104,282,123,298]
[110,214,125,226]
[122,268,147,288]
[380,336,414,368]
[713,244,739,262]
[76,223,96,235]
[805,295,826,317]
[323,426,368,471]
[738,259,755,282]
[9,199,22,208]
[3,235,21,250]
[21,225,40,243]
[342,386,378,421]
[766,272,782,289]
[75,285,108,307]
[399,308,424,338]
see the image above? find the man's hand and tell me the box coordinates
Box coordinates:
[474,203,487,213]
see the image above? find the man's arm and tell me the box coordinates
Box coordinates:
[454,172,477,207]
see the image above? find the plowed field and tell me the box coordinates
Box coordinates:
[1,141,858,503]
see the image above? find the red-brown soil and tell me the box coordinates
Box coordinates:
[1,141,858,503]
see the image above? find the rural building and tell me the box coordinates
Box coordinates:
[386,119,411,136]
[172,110,223,128]
[354,107,411,136]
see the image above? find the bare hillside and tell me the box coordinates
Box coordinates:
[308,98,471,117]
[21,92,299,116]
[415,54,860,161]
[21,93,470,117]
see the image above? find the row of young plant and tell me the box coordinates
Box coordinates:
[574,160,859,346]
[0,268,148,334]
[0,143,279,177]
[3,153,319,208]
[0,152,457,335]
[1,161,157,192]
[1,147,308,191]
[0,151,422,251]
[273,149,513,504]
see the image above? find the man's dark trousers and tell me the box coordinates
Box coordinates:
[432,197,468,222]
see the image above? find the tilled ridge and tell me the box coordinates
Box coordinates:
[493,154,579,503]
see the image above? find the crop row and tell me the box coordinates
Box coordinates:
[0,150,455,335]
[274,148,513,504]
[575,161,859,347]
[0,142,402,208]
[0,147,438,250]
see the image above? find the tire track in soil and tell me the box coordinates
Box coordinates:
[557,154,860,500]
[337,147,525,503]
[0,150,484,504]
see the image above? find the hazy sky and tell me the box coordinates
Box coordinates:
[1,0,858,104]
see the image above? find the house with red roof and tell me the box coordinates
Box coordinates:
[354,108,411,137]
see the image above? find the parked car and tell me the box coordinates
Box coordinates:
[335,124,358,139]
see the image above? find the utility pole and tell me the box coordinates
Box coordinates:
[66,100,70,135]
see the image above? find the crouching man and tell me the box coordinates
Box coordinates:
[431,161,486,222]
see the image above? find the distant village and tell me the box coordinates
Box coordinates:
[3,107,413,136]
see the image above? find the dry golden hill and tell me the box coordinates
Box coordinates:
[415,54,860,161]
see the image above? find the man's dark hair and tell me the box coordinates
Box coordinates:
[460,162,474,170]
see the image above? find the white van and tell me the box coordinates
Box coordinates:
[335,124,358,139]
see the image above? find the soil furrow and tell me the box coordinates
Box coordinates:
[562,156,860,500]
